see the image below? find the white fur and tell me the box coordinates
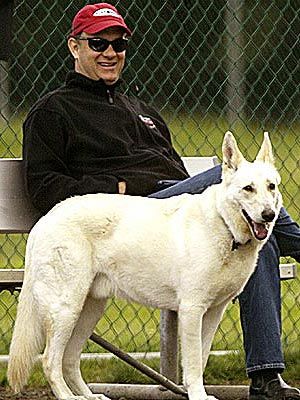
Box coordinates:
[8,132,282,400]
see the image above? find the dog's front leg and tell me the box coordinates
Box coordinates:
[201,303,227,371]
[178,302,218,400]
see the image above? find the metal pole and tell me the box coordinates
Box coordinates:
[90,332,187,397]
[225,0,245,127]
[160,310,179,383]
[0,61,10,123]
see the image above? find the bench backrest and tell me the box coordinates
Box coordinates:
[182,156,219,176]
[0,158,41,233]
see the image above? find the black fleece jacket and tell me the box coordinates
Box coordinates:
[23,72,189,214]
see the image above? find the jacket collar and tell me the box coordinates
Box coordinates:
[65,71,121,97]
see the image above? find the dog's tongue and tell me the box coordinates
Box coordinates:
[253,222,268,240]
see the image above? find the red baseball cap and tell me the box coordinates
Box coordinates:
[71,3,132,37]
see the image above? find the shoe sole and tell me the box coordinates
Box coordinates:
[249,396,300,400]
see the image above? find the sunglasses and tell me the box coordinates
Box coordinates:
[76,37,129,53]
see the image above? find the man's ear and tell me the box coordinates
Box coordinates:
[255,131,275,166]
[68,37,79,60]
[222,131,245,173]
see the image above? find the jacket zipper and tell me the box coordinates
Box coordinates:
[107,89,114,105]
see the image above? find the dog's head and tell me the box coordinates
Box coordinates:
[220,131,282,243]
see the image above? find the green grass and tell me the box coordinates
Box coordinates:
[0,114,24,158]
[1,349,299,388]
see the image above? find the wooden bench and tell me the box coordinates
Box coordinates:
[0,158,41,290]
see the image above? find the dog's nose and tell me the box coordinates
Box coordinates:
[262,209,276,222]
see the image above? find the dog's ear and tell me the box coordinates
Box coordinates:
[255,132,275,165]
[222,131,245,172]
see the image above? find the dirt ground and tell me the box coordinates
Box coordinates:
[0,386,250,400]
[0,387,56,400]
[0,388,132,400]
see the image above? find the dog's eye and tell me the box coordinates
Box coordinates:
[269,183,276,190]
[243,185,254,192]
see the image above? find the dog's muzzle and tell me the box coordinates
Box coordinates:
[242,209,275,241]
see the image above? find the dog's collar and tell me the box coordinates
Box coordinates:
[231,239,251,251]
[220,215,252,251]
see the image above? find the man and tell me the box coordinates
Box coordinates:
[22,3,300,399]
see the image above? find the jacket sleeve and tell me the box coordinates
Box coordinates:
[273,207,300,262]
[22,109,120,214]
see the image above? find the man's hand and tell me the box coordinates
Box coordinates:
[118,181,126,194]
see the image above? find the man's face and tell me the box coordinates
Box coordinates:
[68,27,126,84]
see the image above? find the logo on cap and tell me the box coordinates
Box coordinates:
[93,8,122,19]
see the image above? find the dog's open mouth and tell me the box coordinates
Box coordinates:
[242,210,269,241]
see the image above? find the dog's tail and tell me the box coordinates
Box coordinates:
[7,278,44,393]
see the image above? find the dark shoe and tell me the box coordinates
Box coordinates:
[249,374,300,399]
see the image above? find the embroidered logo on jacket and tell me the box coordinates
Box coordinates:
[138,115,156,129]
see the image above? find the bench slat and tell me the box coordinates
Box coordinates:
[0,158,41,233]
[0,263,296,290]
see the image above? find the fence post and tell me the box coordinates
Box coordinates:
[225,0,245,127]
[0,62,10,122]
[160,310,179,383]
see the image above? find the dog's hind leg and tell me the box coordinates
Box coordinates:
[178,302,218,400]
[62,295,110,400]
[41,265,97,398]
[42,301,89,400]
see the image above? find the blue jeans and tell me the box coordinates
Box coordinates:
[149,165,300,375]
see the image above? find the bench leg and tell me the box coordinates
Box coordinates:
[160,310,179,383]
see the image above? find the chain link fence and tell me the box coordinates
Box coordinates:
[0,0,299,378]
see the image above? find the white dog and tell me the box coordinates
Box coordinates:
[8,132,282,400]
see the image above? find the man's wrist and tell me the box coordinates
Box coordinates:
[118,181,126,194]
